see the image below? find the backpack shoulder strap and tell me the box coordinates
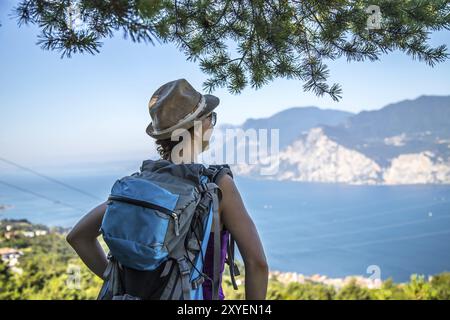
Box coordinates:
[210,184,221,300]
[205,164,233,183]
[226,233,240,290]
[97,253,124,300]
[192,180,222,300]
[202,164,240,291]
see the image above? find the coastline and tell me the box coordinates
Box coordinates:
[2,218,450,300]
[0,218,385,287]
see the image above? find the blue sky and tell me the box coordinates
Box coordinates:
[1,0,450,170]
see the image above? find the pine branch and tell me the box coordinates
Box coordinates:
[11,0,450,100]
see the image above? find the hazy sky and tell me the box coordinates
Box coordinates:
[1,0,450,170]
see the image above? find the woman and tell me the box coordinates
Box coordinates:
[67,79,268,300]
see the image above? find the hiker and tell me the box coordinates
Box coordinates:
[66,79,268,300]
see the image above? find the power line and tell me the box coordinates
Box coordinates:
[0,156,103,201]
[0,179,88,213]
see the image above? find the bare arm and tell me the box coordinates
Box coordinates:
[218,175,269,300]
[66,201,108,279]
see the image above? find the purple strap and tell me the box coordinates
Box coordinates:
[202,229,229,300]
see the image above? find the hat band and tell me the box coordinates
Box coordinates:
[150,95,207,136]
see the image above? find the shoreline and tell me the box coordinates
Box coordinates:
[269,270,383,290]
[1,218,449,299]
[0,217,444,290]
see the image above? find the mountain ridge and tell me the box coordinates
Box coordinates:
[218,95,450,185]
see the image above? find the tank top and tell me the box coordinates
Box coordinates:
[202,229,229,300]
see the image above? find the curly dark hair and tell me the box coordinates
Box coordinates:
[155,125,195,160]
[155,137,181,161]
[154,116,210,161]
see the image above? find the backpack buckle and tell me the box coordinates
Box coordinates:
[191,275,205,290]
[197,182,209,193]
[208,166,219,174]
[177,258,190,276]
[203,166,218,179]
[197,200,209,214]
[225,258,241,276]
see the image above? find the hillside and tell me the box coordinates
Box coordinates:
[224,95,450,185]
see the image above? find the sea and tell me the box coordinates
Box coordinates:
[1,169,449,282]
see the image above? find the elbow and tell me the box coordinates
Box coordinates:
[245,257,269,274]
[66,229,78,246]
[258,259,269,274]
[66,228,97,247]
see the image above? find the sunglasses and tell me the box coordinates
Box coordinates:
[208,111,217,127]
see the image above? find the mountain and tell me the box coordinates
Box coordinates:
[239,107,354,149]
[322,95,450,167]
[220,95,450,185]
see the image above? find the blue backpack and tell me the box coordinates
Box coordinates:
[97,159,239,300]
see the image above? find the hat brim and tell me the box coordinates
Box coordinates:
[146,94,220,140]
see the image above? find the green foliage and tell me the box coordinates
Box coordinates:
[221,260,450,300]
[285,281,336,300]
[0,260,16,299]
[430,272,450,300]
[335,279,373,300]
[370,278,407,300]
[11,0,450,100]
[401,274,438,300]
[1,232,103,300]
[1,222,449,299]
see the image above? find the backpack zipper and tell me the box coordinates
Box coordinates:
[172,213,180,236]
[108,194,180,236]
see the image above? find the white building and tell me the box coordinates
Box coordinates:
[35,230,48,236]
[0,247,24,268]
[21,231,35,237]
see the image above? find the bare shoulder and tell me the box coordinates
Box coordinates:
[217,173,239,197]
[217,174,246,217]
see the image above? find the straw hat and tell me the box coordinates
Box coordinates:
[146,79,220,139]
